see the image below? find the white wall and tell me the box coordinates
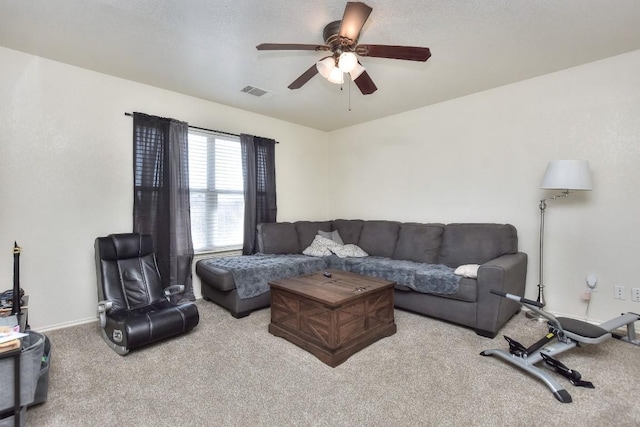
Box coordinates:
[0,46,329,330]
[328,49,640,323]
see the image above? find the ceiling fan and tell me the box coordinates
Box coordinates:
[256,1,431,95]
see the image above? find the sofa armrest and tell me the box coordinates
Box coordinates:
[475,252,528,337]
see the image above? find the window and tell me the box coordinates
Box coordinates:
[188,129,244,253]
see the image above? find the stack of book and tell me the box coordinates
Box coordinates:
[0,324,25,354]
[1,294,29,335]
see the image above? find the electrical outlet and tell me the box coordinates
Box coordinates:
[614,285,625,300]
[632,288,640,302]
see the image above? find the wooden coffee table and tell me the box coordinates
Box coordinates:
[268,270,396,367]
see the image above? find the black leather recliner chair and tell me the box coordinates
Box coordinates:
[94,233,199,355]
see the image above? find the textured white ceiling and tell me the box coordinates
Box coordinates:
[2,0,640,131]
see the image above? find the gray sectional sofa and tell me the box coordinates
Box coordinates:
[196,220,528,338]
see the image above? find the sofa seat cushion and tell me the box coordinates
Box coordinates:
[394,277,476,302]
[429,277,476,302]
[413,266,462,296]
[339,257,461,296]
[323,254,350,270]
[196,254,327,299]
[342,256,416,287]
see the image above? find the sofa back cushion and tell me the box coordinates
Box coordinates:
[295,221,332,250]
[357,220,401,258]
[438,223,518,267]
[392,223,445,264]
[331,219,364,245]
[256,222,300,254]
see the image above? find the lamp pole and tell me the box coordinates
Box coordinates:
[536,199,547,307]
[527,191,569,321]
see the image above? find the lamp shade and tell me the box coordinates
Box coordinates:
[327,67,344,84]
[338,52,358,73]
[541,160,593,190]
[316,57,335,78]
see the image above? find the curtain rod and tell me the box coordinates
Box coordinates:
[124,112,241,138]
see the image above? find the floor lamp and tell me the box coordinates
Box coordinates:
[526,160,593,321]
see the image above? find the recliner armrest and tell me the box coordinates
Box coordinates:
[164,284,185,297]
[97,300,113,328]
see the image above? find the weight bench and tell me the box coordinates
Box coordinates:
[480,290,639,403]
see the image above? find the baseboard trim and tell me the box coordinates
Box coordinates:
[36,316,98,332]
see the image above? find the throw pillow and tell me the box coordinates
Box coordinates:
[331,244,368,258]
[318,230,344,245]
[454,264,480,279]
[303,235,341,257]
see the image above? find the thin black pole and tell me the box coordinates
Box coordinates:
[188,125,240,138]
[124,112,278,142]
[125,112,272,141]
[125,112,279,142]
[12,242,20,316]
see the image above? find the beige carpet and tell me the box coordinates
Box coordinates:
[25,300,640,426]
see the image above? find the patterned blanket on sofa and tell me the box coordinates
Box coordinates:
[200,254,461,299]
[199,254,326,299]
[325,256,461,295]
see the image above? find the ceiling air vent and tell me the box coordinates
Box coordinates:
[241,85,275,99]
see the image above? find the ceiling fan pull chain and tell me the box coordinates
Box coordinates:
[348,78,352,112]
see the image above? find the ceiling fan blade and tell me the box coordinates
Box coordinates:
[257,43,330,51]
[353,70,377,95]
[356,44,431,62]
[288,64,319,90]
[339,2,373,46]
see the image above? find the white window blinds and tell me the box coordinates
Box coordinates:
[188,129,244,253]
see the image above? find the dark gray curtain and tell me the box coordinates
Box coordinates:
[133,112,195,302]
[240,134,277,254]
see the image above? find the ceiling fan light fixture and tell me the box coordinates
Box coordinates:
[349,63,366,80]
[338,52,358,73]
[327,67,344,84]
[316,57,335,78]
[259,3,429,94]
